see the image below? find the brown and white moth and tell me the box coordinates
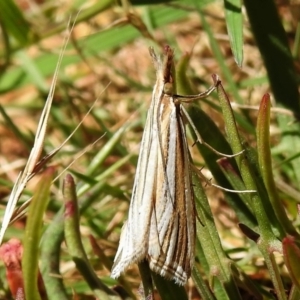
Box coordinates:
[111,46,218,285]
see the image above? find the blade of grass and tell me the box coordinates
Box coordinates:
[87,123,132,176]
[224,0,243,67]
[243,0,300,115]
[0,4,189,91]
[192,266,216,300]
[63,174,121,300]
[40,210,69,300]
[0,27,71,244]
[194,3,243,104]
[257,94,299,237]
[14,51,48,93]
[0,0,30,46]
[22,167,55,300]
[0,104,32,151]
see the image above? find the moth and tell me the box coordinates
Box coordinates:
[111,46,218,285]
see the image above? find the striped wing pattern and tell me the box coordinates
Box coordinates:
[111,47,195,285]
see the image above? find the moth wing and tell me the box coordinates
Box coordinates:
[111,98,160,278]
[148,104,195,285]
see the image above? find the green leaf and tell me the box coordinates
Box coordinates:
[0,0,30,46]
[63,174,121,300]
[14,51,48,93]
[0,5,189,92]
[244,0,300,114]
[22,167,55,300]
[224,0,243,66]
[257,94,298,237]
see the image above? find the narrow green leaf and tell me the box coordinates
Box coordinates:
[224,0,243,66]
[175,51,195,94]
[0,104,32,151]
[14,51,48,93]
[192,266,215,300]
[63,174,121,300]
[40,211,69,300]
[244,0,300,114]
[194,5,244,105]
[87,124,130,176]
[292,22,300,58]
[257,94,298,237]
[0,5,189,91]
[215,77,277,236]
[22,167,55,300]
[0,0,30,46]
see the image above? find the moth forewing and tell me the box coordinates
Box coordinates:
[112,95,159,272]
[111,50,164,278]
[112,46,214,285]
[149,95,196,284]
